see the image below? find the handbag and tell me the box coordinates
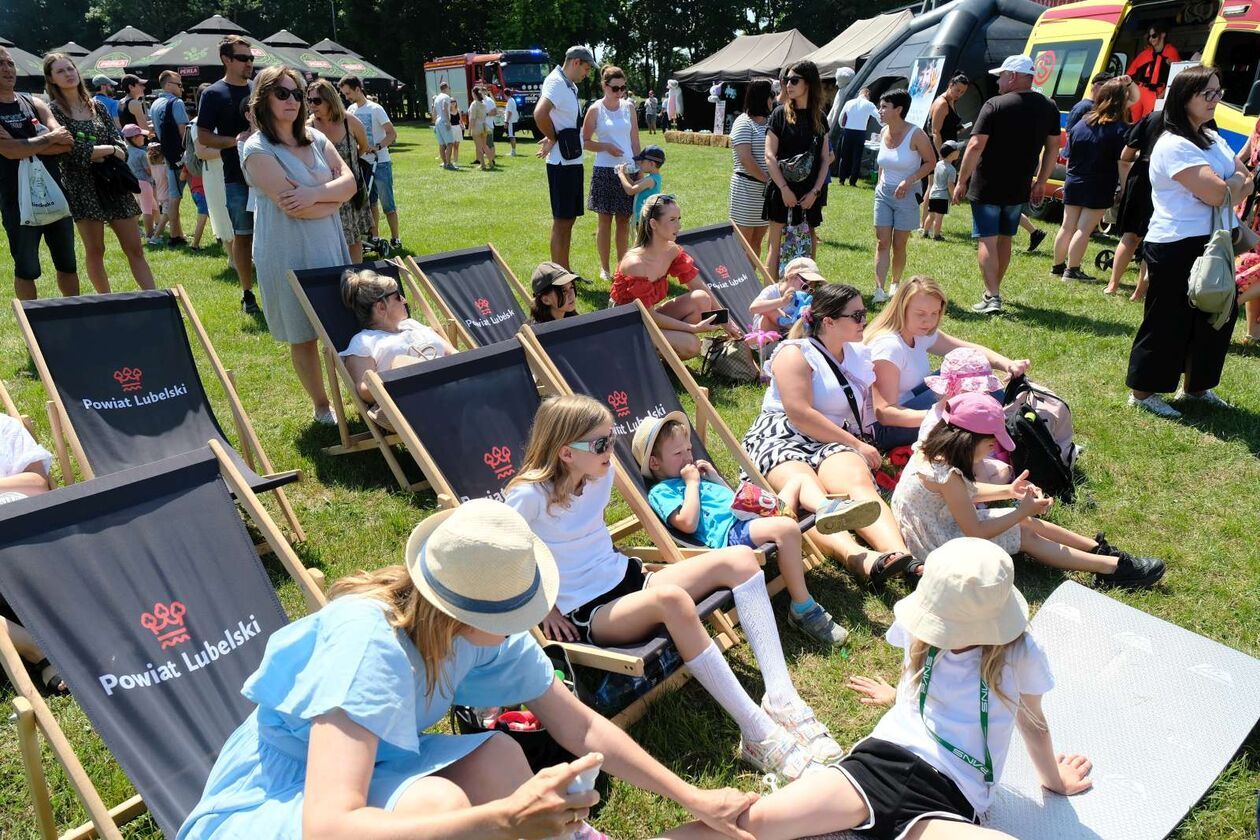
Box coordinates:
[779,131,820,183]
[556,127,583,161]
[700,335,760,383]
[1188,194,1237,330]
[809,338,876,445]
[92,154,141,196]
[17,155,70,226]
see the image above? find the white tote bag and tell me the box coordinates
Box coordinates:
[17,155,71,226]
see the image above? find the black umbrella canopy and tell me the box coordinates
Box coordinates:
[51,41,91,58]
[188,15,250,35]
[102,26,160,46]
[310,38,362,58]
[128,16,303,84]
[79,26,161,76]
[261,29,338,76]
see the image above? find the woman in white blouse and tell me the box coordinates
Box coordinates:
[1125,66,1253,419]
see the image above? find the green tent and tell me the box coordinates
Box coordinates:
[0,35,46,92]
[78,27,160,79]
[261,30,339,79]
[128,15,301,86]
[310,38,402,91]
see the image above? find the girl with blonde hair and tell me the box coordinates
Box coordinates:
[307,77,372,261]
[506,395,842,781]
[864,277,1029,451]
[179,500,756,838]
[662,539,1095,840]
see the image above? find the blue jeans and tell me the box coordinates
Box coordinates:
[970,202,1022,238]
[224,181,253,236]
[369,161,396,214]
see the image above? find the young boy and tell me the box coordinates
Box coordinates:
[617,145,665,224]
[633,413,880,645]
[924,141,959,241]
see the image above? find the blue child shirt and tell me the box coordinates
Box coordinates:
[633,172,662,223]
[648,477,738,549]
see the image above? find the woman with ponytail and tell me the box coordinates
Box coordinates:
[742,283,916,584]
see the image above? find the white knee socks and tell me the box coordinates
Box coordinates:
[686,641,775,742]
[732,571,802,709]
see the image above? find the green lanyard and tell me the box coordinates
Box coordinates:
[919,646,994,785]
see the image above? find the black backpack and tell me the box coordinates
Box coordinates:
[1002,375,1079,503]
[157,99,185,169]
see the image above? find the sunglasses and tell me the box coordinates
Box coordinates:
[307,96,323,105]
[379,290,403,304]
[785,75,805,85]
[230,53,255,63]
[1147,32,1161,40]
[568,434,616,454]
[1199,87,1225,102]
[837,308,868,323]
[607,84,626,92]
[271,86,300,101]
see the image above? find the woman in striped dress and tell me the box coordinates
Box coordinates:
[729,80,774,259]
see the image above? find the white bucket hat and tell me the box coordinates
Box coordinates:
[631,410,690,478]
[893,538,1029,648]
[405,499,559,635]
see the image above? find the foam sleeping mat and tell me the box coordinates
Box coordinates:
[816,581,1260,839]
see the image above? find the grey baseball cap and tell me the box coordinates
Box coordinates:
[565,46,597,66]
[92,74,118,88]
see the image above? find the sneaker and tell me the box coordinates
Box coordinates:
[814,497,881,535]
[872,287,889,303]
[918,228,929,238]
[1127,393,1181,419]
[241,290,261,315]
[970,294,1003,314]
[168,236,187,247]
[739,724,819,780]
[761,697,845,764]
[146,236,164,247]
[787,603,849,646]
[444,163,459,171]
[888,282,899,297]
[1027,228,1046,252]
[1095,551,1166,589]
[932,234,945,241]
[1173,388,1231,408]
[1064,267,1096,282]
[599,268,612,283]
[390,237,402,252]
[1049,262,1066,277]
[313,406,337,426]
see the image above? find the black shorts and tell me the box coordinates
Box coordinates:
[566,559,651,644]
[547,163,585,220]
[927,198,950,215]
[835,739,977,840]
[2,199,77,281]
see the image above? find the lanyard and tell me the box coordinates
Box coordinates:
[919,646,994,785]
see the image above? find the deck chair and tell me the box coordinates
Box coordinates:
[13,288,305,542]
[406,245,530,349]
[287,258,445,492]
[519,303,830,596]
[363,340,738,727]
[0,443,325,840]
[676,222,773,331]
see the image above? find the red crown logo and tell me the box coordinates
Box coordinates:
[607,390,630,418]
[140,601,189,649]
[475,298,493,316]
[715,264,730,280]
[483,445,515,480]
[113,367,143,393]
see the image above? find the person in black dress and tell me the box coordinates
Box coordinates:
[764,60,830,280]
[1105,107,1163,300]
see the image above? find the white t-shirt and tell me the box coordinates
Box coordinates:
[868,622,1054,814]
[840,97,878,132]
[0,414,52,486]
[504,96,519,125]
[763,339,875,434]
[339,319,449,369]
[433,93,452,127]
[348,100,392,164]
[504,467,628,614]
[540,66,582,167]
[1146,131,1238,244]
[868,330,939,403]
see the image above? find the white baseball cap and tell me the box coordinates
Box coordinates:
[990,55,1036,76]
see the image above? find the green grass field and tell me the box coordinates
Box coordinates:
[0,124,1257,839]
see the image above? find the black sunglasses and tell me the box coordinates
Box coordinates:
[569,434,616,454]
[785,75,805,85]
[837,308,868,323]
[271,87,300,101]
[307,96,324,105]
[607,83,626,92]
[230,53,255,63]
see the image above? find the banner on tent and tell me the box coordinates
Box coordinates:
[906,56,945,129]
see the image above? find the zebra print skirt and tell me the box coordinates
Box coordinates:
[741,410,857,479]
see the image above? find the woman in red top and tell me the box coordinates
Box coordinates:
[1235,116,1260,345]
[611,194,740,359]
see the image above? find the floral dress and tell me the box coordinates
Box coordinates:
[890,450,1022,560]
[330,120,371,248]
[49,99,139,222]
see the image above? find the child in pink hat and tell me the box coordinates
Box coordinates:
[917,347,1011,483]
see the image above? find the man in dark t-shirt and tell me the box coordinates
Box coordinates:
[953,55,1061,313]
[195,34,258,313]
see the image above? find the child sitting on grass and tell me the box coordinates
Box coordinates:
[634,411,880,645]
[923,141,959,241]
[617,144,665,223]
[891,392,1165,589]
[917,346,1013,484]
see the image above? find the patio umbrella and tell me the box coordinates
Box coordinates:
[50,41,91,60]
[311,38,361,58]
[261,30,338,79]
[128,15,300,85]
[78,26,160,79]
[0,35,46,92]
[311,38,401,91]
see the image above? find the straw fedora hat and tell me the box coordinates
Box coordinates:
[893,538,1029,649]
[630,410,690,478]
[405,499,559,635]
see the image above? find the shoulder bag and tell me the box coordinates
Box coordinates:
[1188,190,1237,330]
[1,95,72,226]
[809,338,875,444]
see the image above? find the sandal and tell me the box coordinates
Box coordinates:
[868,551,914,587]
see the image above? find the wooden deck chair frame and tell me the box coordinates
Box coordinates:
[286,259,444,493]
[12,287,306,545]
[0,440,326,840]
[403,245,531,350]
[518,301,831,597]
[364,347,740,728]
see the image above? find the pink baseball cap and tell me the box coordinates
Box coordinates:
[943,392,1015,452]
[925,347,1002,396]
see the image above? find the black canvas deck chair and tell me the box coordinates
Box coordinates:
[363,340,738,727]
[519,303,829,595]
[406,245,530,349]
[288,258,446,492]
[676,222,773,332]
[13,288,305,542]
[0,443,325,840]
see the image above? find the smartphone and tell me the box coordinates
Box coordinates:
[699,308,730,325]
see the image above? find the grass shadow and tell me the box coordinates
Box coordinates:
[292,423,429,493]
[984,300,1134,337]
[1177,400,1260,459]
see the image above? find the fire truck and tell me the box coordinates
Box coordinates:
[424,49,552,138]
